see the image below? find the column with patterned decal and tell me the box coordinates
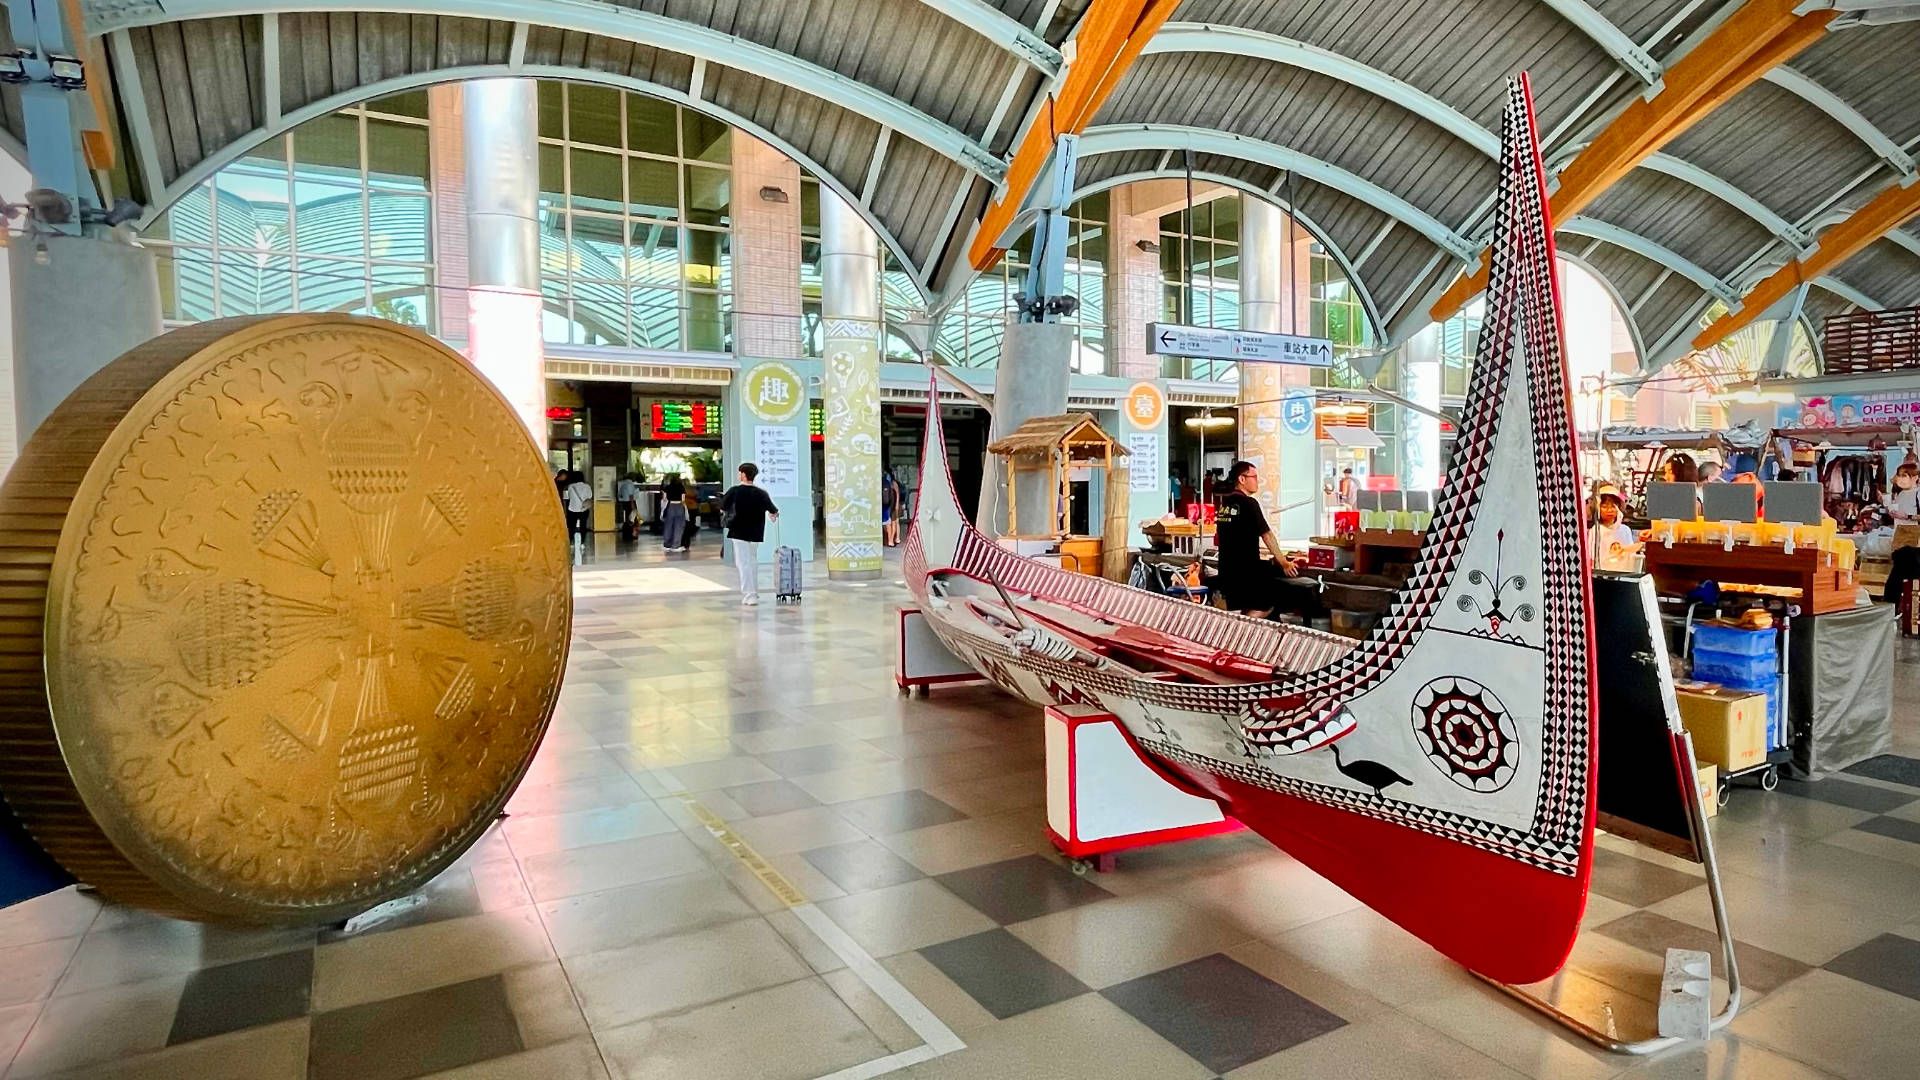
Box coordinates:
[819,189,883,578]
[1121,381,1170,547]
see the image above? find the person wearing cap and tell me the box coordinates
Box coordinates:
[1588,482,1638,571]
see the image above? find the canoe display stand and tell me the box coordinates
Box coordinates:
[1043,704,1242,873]
[895,606,988,696]
[1478,573,1743,1054]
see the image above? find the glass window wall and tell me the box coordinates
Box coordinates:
[537,83,731,351]
[147,94,434,329]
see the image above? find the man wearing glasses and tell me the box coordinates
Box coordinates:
[1213,460,1305,619]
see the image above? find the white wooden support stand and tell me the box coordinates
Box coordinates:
[896,606,986,696]
[1044,705,1241,874]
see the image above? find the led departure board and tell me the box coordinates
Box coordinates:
[648,400,723,441]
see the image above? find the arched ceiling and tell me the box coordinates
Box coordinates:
[70,0,1920,365]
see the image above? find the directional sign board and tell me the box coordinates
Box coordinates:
[1146,322,1333,368]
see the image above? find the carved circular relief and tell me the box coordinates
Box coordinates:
[0,315,571,923]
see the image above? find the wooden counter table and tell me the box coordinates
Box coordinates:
[1641,540,1859,614]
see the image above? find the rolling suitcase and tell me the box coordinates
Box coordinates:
[775,522,803,603]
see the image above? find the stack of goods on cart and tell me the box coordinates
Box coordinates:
[1675,611,1787,798]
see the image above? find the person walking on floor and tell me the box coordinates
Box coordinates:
[882,467,903,547]
[562,470,594,546]
[615,472,639,537]
[721,463,779,606]
[661,474,689,551]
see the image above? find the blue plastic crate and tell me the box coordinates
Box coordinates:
[1692,622,1777,659]
[1692,647,1777,691]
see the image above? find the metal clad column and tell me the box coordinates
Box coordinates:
[11,234,162,442]
[1238,194,1314,539]
[1402,324,1444,490]
[462,79,545,445]
[819,188,882,578]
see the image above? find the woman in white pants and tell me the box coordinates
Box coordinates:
[720,463,779,606]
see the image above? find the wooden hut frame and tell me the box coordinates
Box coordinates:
[988,414,1128,537]
[987,413,1133,579]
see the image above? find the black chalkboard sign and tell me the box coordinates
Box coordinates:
[1593,572,1703,863]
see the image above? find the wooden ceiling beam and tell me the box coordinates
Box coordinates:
[966,0,1178,271]
[1428,0,1835,323]
[1693,178,1920,348]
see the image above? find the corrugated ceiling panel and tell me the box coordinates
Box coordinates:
[1573,242,1665,322]
[1077,150,1164,189]
[1665,81,1881,226]
[1097,53,1494,237]
[1789,26,1920,148]
[1634,272,1710,355]
[1833,241,1920,310]
[1803,285,1857,333]
[1168,0,1613,135]
[1581,170,1773,283]
[872,138,968,267]
[706,65,879,203]
[663,0,1013,140]
[1591,0,1697,43]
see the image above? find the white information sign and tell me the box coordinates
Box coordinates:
[1127,433,1163,492]
[753,425,801,497]
[1146,321,1332,367]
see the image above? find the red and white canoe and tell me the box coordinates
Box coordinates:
[903,75,1597,985]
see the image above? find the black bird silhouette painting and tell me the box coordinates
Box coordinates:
[1329,743,1412,798]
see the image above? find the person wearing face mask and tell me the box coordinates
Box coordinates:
[1889,461,1919,521]
[1587,481,1639,571]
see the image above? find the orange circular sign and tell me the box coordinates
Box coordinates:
[1124,381,1165,429]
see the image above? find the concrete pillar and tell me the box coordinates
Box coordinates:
[989,321,1075,534]
[819,188,883,578]
[461,79,545,445]
[1237,194,1315,540]
[12,232,163,441]
[1401,325,1444,490]
[731,132,804,359]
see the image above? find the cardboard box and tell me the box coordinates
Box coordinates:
[1677,686,1768,772]
[1695,764,1718,819]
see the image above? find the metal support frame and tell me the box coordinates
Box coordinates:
[1761,283,1810,374]
[1078,124,1477,260]
[1559,217,1740,302]
[1762,67,1915,176]
[1017,134,1078,323]
[1538,0,1665,86]
[906,0,1062,75]
[1145,24,1500,156]
[1478,731,1743,1055]
[89,0,1007,182]
[6,0,94,229]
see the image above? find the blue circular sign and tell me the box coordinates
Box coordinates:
[1280,389,1315,437]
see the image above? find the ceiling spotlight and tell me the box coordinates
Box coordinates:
[1135,239,1159,254]
[46,55,84,90]
[758,185,789,203]
[0,52,27,85]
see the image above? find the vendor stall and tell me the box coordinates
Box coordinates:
[1594,423,1769,517]
[988,413,1131,580]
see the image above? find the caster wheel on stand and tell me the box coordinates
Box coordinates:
[1068,854,1115,876]
[1760,765,1780,792]
[1716,781,1732,809]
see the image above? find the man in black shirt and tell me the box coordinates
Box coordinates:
[1214,460,1301,618]
[721,463,780,606]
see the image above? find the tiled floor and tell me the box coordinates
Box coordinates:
[2,539,1919,1079]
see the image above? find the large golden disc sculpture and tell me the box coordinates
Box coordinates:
[0,315,571,923]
